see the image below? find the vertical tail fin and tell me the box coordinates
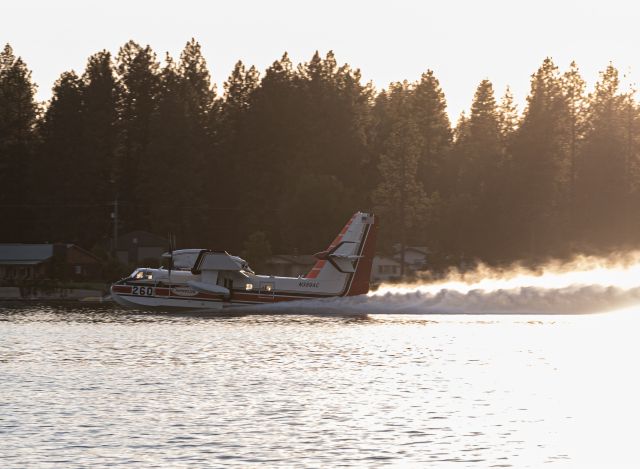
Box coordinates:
[305,212,377,296]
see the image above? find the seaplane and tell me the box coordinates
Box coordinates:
[110,212,376,311]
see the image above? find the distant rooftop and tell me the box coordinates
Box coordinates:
[0,244,54,264]
[392,244,429,254]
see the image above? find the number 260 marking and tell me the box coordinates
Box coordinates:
[132,286,154,296]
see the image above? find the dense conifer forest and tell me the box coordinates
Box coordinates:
[2,40,639,270]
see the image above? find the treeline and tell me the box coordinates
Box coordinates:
[1,40,639,269]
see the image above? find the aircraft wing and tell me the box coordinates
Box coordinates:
[195,251,243,272]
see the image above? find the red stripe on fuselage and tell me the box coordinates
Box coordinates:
[113,284,224,301]
[232,292,317,302]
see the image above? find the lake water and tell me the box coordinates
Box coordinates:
[1,302,639,468]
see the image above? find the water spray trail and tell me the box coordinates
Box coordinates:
[247,252,640,316]
[361,251,640,315]
[372,251,640,297]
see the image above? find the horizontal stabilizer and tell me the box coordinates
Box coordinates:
[330,257,356,273]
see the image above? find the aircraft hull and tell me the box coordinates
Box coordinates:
[110,283,316,312]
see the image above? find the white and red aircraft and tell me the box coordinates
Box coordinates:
[110,212,376,311]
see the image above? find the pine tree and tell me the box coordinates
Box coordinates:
[239,52,299,246]
[621,81,637,193]
[279,51,373,250]
[509,58,570,257]
[295,50,373,188]
[576,64,628,247]
[213,60,261,247]
[223,61,259,117]
[233,51,374,253]
[463,80,503,190]
[561,61,587,232]
[115,41,161,233]
[140,54,190,243]
[450,80,506,260]
[0,44,39,241]
[77,50,120,248]
[412,70,452,196]
[497,86,519,140]
[35,71,84,242]
[373,82,426,275]
[622,81,640,242]
[176,39,216,246]
[179,38,215,127]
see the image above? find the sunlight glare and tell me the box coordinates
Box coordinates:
[371,251,640,297]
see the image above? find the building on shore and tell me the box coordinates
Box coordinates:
[0,244,102,283]
[392,245,429,273]
[371,256,402,283]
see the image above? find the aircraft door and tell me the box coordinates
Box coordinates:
[218,276,234,301]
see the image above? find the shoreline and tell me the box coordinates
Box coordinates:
[0,286,111,303]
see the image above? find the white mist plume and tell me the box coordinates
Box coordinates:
[374,251,640,296]
[247,252,640,315]
[365,251,640,314]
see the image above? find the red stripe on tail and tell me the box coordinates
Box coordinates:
[305,213,357,279]
[344,215,377,296]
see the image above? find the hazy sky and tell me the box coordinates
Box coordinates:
[5,0,640,121]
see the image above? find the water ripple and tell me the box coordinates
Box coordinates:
[1,305,639,467]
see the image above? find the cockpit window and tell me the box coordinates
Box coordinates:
[134,270,153,280]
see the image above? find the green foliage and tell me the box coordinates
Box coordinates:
[4,41,640,271]
[374,117,427,228]
[279,174,352,253]
[575,65,630,246]
[0,44,39,241]
[507,58,572,257]
[449,80,507,260]
[101,256,131,282]
[138,40,217,248]
[372,82,427,273]
[498,86,519,139]
[78,51,120,248]
[33,71,84,241]
[412,70,453,195]
[241,231,272,273]
[115,41,161,233]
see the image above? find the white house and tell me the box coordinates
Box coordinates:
[371,256,402,283]
[393,245,429,273]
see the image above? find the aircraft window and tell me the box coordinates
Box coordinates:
[134,270,153,280]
